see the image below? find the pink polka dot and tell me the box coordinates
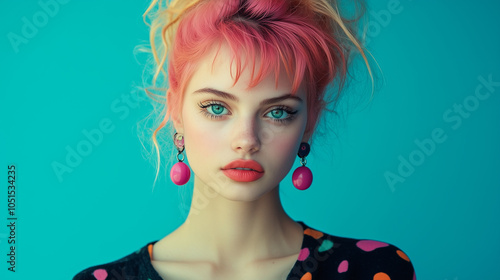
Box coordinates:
[356,240,389,252]
[93,269,108,280]
[338,260,349,273]
[297,248,310,261]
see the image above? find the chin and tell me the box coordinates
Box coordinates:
[217,181,276,201]
[196,174,276,202]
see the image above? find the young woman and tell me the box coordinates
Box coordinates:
[74,0,416,279]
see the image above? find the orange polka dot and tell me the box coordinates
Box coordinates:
[300,272,312,280]
[396,250,410,262]
[304,228,324,239]
[148,244,153,259]
[373,272,391,280]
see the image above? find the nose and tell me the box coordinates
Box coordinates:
[231,116,261,154]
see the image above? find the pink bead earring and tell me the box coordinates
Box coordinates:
[292,142,313,190]
[170,133,191,185]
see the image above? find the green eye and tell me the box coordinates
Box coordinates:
[265,106,298,124]
[209,104,226,115]
[268,109,289,120]
[268,109,287,119]
[198,101,230,120]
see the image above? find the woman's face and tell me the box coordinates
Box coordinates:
[174,46,308,201]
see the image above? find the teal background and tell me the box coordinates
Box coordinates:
[1,0,499,279]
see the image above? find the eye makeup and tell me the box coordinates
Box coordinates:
[197,100,299,124]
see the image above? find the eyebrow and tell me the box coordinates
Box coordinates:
[193,87,303,105]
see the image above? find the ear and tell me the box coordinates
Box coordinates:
[301,125,313,144]
[172,114,184,134]
[167,88,184,134]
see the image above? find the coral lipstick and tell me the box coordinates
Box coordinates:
[221,159,264,182]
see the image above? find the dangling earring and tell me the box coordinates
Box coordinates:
[292,142,313,190]
[170,133,191,185]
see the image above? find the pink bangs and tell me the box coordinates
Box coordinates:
[166,0,347,134]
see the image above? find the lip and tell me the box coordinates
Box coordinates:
[221,159,264,182]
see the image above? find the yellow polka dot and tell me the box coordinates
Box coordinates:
[373,272,391,280]
[396,250,410,262]
[304,228,324,239]
[300,272,312,280]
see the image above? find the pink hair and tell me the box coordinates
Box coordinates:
[143,0,371,183]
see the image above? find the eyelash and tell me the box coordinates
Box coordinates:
[197,100,298,124]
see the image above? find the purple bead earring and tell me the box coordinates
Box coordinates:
[170,133,191,185]
[292,142,313,190]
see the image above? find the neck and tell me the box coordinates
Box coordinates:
[178,177,302,267]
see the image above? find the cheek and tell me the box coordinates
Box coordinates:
[262,134,301,182]
[276,138,300,167]
[270,137,297,156]
[181,105,222,162]
[263,123,305,166]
